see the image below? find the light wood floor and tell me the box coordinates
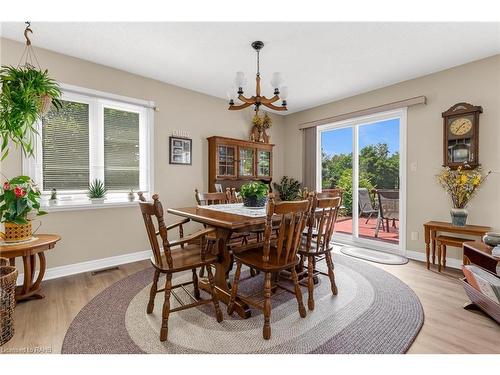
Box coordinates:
[2,257,499,354]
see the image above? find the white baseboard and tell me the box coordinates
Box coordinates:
[16,249,151,285]
[405,250,463,270]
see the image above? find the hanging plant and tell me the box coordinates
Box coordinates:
[0,22,62,160]
[0,65,62,160]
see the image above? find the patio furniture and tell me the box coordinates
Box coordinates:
[358,188,378,223]
[298,194,341,310]
[227,194,312,339]
[139,194,223,341]
[375,190,399,238]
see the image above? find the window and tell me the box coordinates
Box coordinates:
[24,85,154,207]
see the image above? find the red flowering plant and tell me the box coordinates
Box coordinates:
[0,175,46,224]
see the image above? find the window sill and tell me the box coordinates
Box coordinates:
[41,198,140,212]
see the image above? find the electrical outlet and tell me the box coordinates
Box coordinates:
[410,161,418,172]
[411,231,419,241]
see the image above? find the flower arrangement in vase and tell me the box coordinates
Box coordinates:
[0,176,46,242]
[437,166,490,226]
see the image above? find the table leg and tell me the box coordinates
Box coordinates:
[424,227,430,269]
[21,255,32,295]
[16,252,46,302]
[431,231,436,266]
[199,227,251,318]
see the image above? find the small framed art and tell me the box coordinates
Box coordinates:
[169,136,192,165]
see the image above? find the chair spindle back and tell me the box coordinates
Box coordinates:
[262,193,312,265]
[195,189,229,205]
[139,194,173,269]
[305,195,341,254]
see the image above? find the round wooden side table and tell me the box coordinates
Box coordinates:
[0,234,61,302]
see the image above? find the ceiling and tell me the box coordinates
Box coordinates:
[2,22,500,114]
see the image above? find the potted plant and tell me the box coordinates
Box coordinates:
[0,65,61,160]
[0,176,46,242]
[240,181,269,208]
[437,166,490,226]
[88,179,107,203]
[273,176,303,201]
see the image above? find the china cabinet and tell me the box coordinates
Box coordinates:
[207,136,274,192]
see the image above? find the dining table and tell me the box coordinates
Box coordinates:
[167,204,269,318]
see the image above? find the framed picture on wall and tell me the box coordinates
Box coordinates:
[169,136,192,165]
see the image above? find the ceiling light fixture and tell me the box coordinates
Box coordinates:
[227,41,288,114]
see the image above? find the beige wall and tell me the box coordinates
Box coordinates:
[0,38,286,268]
[283,54,500,259]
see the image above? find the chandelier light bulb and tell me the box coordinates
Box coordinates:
[279,85,289,100]
[234,71,246,88]
[270,72,283,89]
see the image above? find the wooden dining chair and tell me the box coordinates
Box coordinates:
[298,194,341,310]
[226,187,243,203]
[139,194,223,342]
[195,189,229,205]
[227,193,312,340]
[194,188,251,277]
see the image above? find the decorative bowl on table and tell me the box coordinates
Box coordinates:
[483,232,500,247]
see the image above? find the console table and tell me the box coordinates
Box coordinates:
[0,234,61,301]
[423,221,491,270]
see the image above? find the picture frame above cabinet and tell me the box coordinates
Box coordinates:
[207,136,274,192]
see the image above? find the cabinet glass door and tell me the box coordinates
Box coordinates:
[239,147,255,177]
[257,150,271,176]
[217,145,236,177]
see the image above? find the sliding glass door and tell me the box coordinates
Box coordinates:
[318,109,406,253]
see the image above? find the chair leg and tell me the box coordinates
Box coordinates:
[325,252,338,295]
[365,212,372,224]
[160,274,172,342]
[227,261,242,315]
[291,268,307,318]
[192,268,200,299]
[199,265,205,278]
[206,264,223,322]
[386,219,390,233]
[263,272,272,340]
[147,269,160,314]
[307,255,315,310]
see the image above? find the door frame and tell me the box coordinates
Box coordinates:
[316,108,407,255]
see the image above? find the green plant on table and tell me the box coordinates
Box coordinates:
[240,181,269,200]
[88,179,107,199]
[0,65,62,160]
[0,175,46,224]
[273,176,303,201]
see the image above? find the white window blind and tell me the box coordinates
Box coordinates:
[25,85,154,203]
[104,107,140,190]
[42,100,90,190]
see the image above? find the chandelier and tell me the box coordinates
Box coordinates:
[227,41,288,114]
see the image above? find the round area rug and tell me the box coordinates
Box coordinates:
[340,246,409,265]
[62,254,423,354]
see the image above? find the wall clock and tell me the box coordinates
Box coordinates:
[441,102,482,169]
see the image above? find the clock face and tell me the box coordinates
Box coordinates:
[449,117,473,136]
